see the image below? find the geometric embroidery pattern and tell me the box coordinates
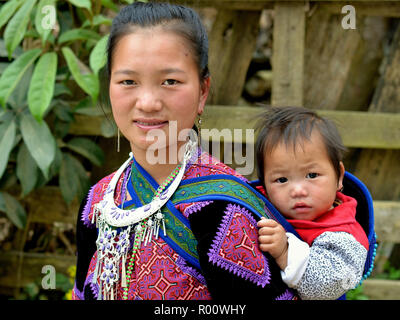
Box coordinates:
[124,238,211,300]
[208,204,271,288]
[84,237,212,300]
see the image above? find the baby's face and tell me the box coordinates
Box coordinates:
[263,131,344,221]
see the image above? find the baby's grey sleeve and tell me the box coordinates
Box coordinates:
[294,232,367,300]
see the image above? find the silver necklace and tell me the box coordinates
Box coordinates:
[91,139,197,299]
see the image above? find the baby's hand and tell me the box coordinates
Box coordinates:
[257,217,288,269]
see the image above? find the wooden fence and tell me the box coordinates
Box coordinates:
[1,0,400,299]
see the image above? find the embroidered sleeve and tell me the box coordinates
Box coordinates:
[294,231,367,300]
[188,200,297,300]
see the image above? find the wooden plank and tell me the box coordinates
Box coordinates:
[304,6,362,110]
[362,279,400,300]
[316,110,400,149]
[374,201,400,243]
[321,2,400,17]
[70,107,400,149]
[168,1,400,15]
[208,9,261,105]
[271,2,305,106]
[352,24,400,200]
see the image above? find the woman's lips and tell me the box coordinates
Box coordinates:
[134,119,168,130]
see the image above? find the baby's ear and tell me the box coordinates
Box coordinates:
[337,161,345,191]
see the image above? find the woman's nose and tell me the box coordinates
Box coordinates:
[135,87,162,112]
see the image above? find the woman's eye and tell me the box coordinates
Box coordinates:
[163,79,178,86]
[306,172,318,179]
[275,177,288,184]
[121,80,135,85]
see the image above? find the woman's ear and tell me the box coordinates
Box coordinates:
[198,76,210,115]
[337,161,345,192]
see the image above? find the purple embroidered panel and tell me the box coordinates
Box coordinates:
[72,283,84,300]
[83,271,99,299]
[275,289,296,300]
[208,203,271,288]
[183,201,214,218]
[82,185,96,228]
[176,256,207,285]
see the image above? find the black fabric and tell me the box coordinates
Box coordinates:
[342,177,369,236]
[188,200,295,301]
[75,199,97,300]
[74,196,296,300]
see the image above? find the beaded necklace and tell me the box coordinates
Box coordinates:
[92,139,196,300]
[122,163,181,300]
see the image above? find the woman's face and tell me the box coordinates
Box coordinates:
[109,27,209,162]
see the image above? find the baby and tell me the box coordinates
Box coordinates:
[255,106,369,300]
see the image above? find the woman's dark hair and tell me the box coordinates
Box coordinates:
[255,106,347,188]
[106,1,209,80]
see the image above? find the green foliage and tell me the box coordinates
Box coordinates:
[346,285,369,300]
[0,0,141,227]
[16,270,74,300]
[374,261,400,280]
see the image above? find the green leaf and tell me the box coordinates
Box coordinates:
[28,52,58,122]
[100,0,118,12]
[54,83,72,97]
[0,120,16,179]
[35,0,57,44]
[68,0,91,10]
[0,48,41,108]
[58,28,100,45]
[82,14,112,28]
[16,143,39,196]
[62,47,98,101]
[59,153,90,204]
[8,65,33,110]
[66,137,104,166]
[90,35,108,75]
[4,0,37,59]
[0,0,23,30]
[0,191,27,229]
[82,73,99,101]
[20,113,56,179]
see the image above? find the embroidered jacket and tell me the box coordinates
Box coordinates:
[72,149,297,300]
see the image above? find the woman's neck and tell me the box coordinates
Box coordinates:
[131,143,185,185]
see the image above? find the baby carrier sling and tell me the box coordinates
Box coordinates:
[127,164,377,298]
[249,171,377,299]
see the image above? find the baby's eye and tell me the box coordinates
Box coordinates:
[306,172,319,179]
[162,79,178,86]
[121,80,135,85]
[275,177,288,184]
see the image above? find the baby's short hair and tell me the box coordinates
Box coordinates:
[255,106,347,187]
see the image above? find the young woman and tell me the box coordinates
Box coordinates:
[72,2,297,300]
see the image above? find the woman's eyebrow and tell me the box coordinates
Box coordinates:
[112,68,185,76]
[159,68,185,74]
[112,69,138,76]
